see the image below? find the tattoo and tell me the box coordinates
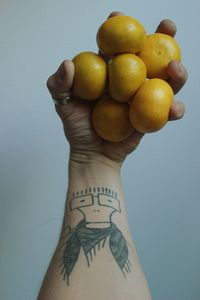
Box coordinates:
[60,187,132,285]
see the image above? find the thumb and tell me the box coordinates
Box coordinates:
[46,60,75,99]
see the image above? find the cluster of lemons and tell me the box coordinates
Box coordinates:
[72,15,181,142]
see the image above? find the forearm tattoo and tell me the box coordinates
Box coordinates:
[60,187,132,285]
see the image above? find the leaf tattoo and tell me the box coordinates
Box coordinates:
[61,232,81,286]
[61,220,131,285]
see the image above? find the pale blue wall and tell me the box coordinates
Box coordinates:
[0,0,199,299]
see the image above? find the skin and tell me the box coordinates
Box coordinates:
[47,11,188,164]
[39,12,188,300]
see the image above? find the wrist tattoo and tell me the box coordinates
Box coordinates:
[60,187,132,285]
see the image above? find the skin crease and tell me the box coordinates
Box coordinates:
[46,11,188,164]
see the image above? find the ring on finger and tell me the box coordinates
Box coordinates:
[52,94,73,105]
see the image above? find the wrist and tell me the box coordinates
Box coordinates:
[67,150,122,206]
[69,150,122,172]
[64,149,133,249]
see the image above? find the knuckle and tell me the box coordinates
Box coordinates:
[178,65,188,84]
[46,78,51,90]
[174,68,188,88]
[46,75,53,90]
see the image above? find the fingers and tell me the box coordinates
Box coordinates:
[122,130,145,152]
[130,130,144,146]
[155,19,188,94]
[168,100,185,121]
[98,49,111,63]
[155,19,177,37]
[155,23,187,122]
[108,11,124,18]
[46,60,74,100]
[167,61,188,94]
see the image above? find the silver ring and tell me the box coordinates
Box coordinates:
[52,94,73,106]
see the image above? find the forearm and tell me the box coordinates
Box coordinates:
[38,152,152,300]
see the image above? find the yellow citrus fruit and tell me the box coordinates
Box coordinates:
[129,79,174,133]
[92,97,133,142]
[138,33,181,79]
[108,53,147,103]
[97,15,147,56]
[72,51,107,100]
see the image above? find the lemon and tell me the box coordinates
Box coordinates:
[139,33,181,79]
[73,51,107,100]
[92,97,133,142]
[129,79,174,133]
[108,53,147,102]
[97,15,147,56]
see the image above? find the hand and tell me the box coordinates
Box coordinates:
[46,11,188,164]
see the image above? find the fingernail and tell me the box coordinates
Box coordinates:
[177,110,183,118]
[57,64,65,79]
[176,61,183,74]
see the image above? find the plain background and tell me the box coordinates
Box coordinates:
[0,0,199,299]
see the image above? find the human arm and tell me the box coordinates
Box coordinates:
[37,12,188,300]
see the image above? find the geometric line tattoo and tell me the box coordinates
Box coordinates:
[60,187,132,285]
